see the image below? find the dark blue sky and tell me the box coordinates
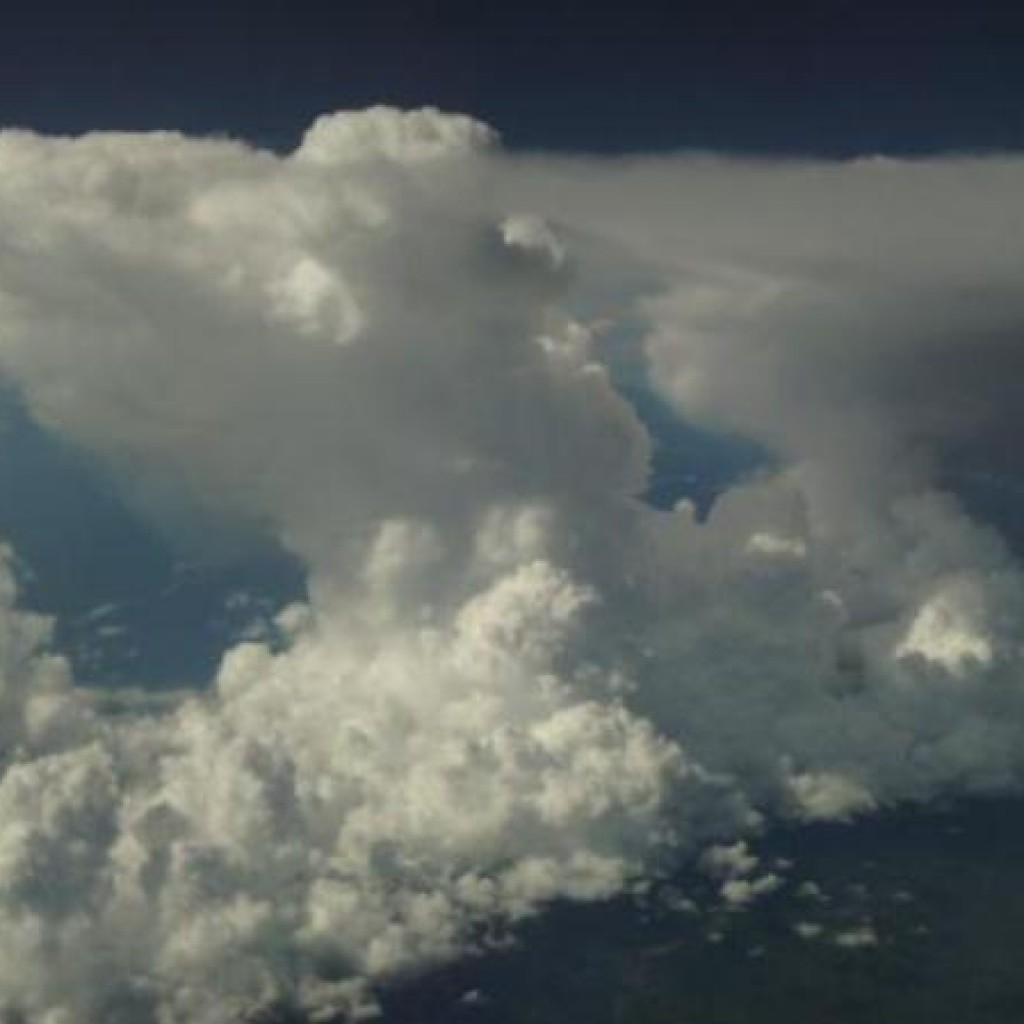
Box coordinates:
[2,0,1024,155]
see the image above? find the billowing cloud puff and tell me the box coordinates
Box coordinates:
[0,108,1021,1020]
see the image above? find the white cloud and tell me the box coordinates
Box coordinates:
[698,841,758,880]
[0,108,1020,1019]
[720,873,782,909]
[832,923,879,949]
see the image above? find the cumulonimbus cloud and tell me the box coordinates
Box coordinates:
[0,107,1021,1021]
